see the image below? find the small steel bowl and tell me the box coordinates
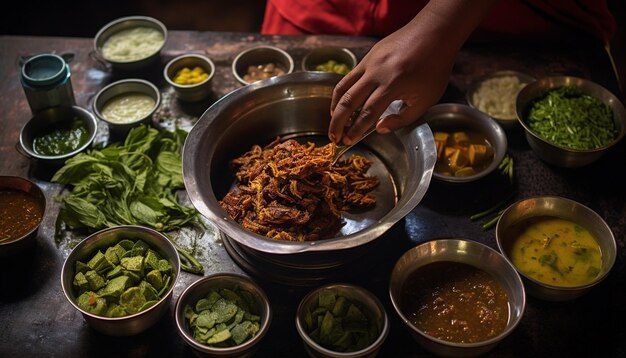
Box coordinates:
[301,46,357,75]
[466,70,535,130]
[495,196,617,301]
[424,103,508,184]
[0,176,46,258]
[94,15,167,72]
[516,76,626,167]
[389,239,526,357]
[174,273,272,357]
[18,105,98,164]
[232,45,294,85]
[164,54,215,102]
[60,225,180,336]
[296,283,389,358]
[93,78,161,135]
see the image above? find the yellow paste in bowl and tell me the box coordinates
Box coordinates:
[101,93,156,124]
[506,216,602,287]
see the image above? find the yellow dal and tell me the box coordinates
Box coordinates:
[507,216,602,287]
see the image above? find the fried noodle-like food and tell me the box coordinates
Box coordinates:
[219,137,379,241]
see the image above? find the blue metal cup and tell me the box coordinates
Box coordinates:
[20,53,76,114]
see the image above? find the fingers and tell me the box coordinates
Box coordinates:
[343,87,394,144]
[328,72,374,144]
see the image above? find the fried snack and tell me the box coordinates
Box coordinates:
[219,137,379,241]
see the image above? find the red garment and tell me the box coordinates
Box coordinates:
[261,0,616,45]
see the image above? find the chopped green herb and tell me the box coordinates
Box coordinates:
[526,86,616,150]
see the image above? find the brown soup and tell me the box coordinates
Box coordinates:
[0,189,44,243]
[400,261,509,343]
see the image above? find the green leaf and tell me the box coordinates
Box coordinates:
[63,196,108,228]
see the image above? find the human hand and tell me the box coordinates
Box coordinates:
[328,0,495,145]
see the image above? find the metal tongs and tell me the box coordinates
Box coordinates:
[331,124,377,165]
[330,100,404,165]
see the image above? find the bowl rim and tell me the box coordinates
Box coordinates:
[18,105,98,161]
[164,53,216,89]
[295,282,390,356]
[94,15,168,64]
[388,238,526,349]
[494,195,617,291]
[60,225,180,322]
[231,45,295,85]
[174,272,272,353]
[0,175,46,246]
[92,78,161,127]
[515,75,626,153]
[425,102,508,184]
[465,69,536,122]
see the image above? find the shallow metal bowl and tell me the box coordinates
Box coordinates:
[389,239,526,357]
[183,71,435,280]
[296,283,389,358]
[164,54,215,102]
[60,225,180,336]
[19,105,98,164]
[516,76,626,167]
[174,273,272,357]
[0,176,46,258]
[232,45,295,85]
[495,196,616,301]
[423,103,507,184]
[465,70,535,130]
[301,46,357,74]
[93,78,161,135]
[94,15,167,72]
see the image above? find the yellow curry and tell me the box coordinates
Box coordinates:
[506,216,602,287]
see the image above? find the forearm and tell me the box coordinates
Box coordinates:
[406,0,497,55]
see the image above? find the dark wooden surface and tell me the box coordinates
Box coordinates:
[0,31,625,357]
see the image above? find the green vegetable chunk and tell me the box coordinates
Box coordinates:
[71,238,175,318]
[185,287,262,347]
[304,289,379,353]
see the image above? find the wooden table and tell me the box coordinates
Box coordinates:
[0,31,625,357]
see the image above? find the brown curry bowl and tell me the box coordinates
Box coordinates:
[389,239,525,357]
[0,176,46,258]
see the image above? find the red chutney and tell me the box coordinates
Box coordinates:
[400,261,509,343]
[0,189,44,243]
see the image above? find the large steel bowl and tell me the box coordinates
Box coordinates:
[183,72,435,280]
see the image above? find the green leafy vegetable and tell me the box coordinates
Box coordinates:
[52,125,203,274]
[526,86,616,150]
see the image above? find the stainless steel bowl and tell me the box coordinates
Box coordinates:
[495,196,616,301]
[423,103,508,184]
[516,76,626,167]
[389,239,526,357]
[60,225,180,336]
[183,71,436,281]
[93,78,161,134]
[94,15,167,72]
[18,105,98,164]
[466,70,535,130]
[301,46,358,74]
[232,45,295,85]
[295,283,389,358]
[0,176,46,258]
[174,273,272,357]
[164,54,215,102]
